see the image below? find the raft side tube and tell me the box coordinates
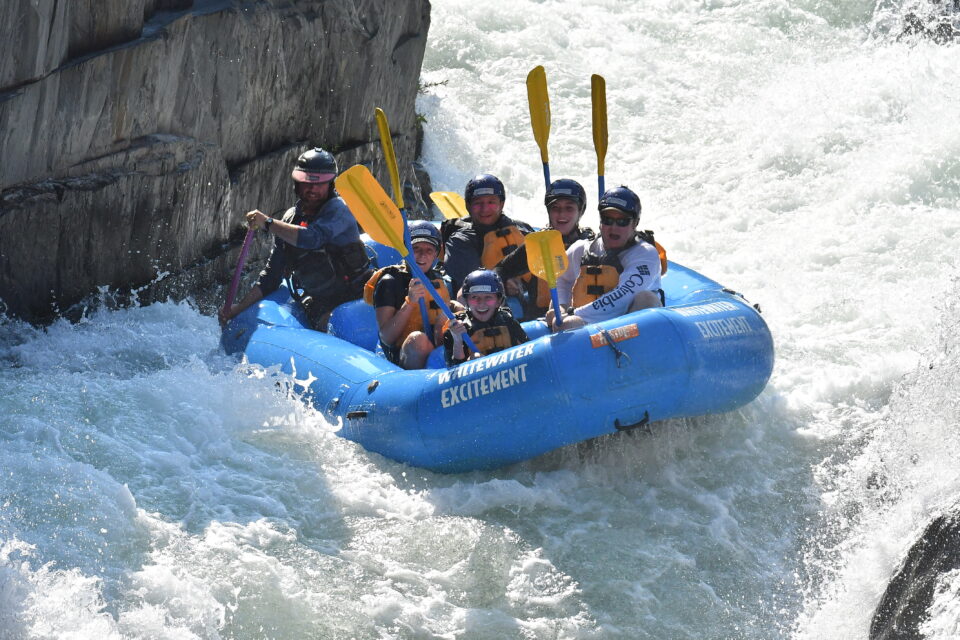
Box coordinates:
[221,259,774,473]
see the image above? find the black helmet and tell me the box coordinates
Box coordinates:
[292,147,337,183]
[598,186,641,219]
[461,269,505,298]
[464,174,506,203]
[544,178,587,216]
[408,220,443,269]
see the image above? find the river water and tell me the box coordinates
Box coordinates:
[2,0,959,638]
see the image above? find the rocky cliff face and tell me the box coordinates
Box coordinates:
[0,0,430,321]
[870,505,960,640]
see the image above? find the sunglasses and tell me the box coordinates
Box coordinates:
[599,215,634,228]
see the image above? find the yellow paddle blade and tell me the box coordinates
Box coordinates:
[430,191,468,220]
[374,107,404,209]
[525,230,568,286]
[591,74,608,177]
[335,165,408,257]
[526,65,550,164]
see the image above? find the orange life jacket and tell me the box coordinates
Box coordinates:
[469,324,512,354]
[365,265,451,346]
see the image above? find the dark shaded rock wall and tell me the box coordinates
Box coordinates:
[870,505,960,640]
[0,0,430,321]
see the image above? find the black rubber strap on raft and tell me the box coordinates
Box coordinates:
[598,328,630,368]
[614,411,650,433]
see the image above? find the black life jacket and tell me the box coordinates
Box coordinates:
[444,309,516,356]
[280,206,373,303]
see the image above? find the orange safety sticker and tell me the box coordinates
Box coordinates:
[590,324,640,348]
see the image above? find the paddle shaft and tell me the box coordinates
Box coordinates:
[376,108,433,339]
[417,298,433,343]
[550,287,564,330]
[225,227,255,310]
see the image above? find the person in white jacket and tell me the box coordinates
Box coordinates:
[547,185,663,331]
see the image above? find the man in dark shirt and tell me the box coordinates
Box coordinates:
[219,148,372,331]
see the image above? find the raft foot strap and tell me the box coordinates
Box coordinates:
[614,411,651,433]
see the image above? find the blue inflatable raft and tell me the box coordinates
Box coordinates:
[221,238,774,473]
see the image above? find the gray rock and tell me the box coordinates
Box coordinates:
[0,0,430,321]
[870,505,960,640]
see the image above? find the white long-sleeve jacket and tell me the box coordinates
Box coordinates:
[556,236,662,323]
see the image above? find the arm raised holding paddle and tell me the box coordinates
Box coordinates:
[441,269,529,366]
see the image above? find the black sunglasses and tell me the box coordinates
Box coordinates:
[599,215,634,227]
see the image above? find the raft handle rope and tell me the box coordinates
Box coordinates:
[598,328,630,368]
[614,411,651,433]
[722,287,762,314]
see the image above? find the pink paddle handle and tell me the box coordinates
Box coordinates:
[225,227,255,310]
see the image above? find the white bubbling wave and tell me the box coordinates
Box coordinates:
[793,277,960,637]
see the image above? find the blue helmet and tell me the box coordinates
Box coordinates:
[598,186,641,219]
[408,220,443,269]
[545,178,587,216]
[464,174,506,203]
[461,269,505,298]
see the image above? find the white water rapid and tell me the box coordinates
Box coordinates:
[2,0,959,637]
